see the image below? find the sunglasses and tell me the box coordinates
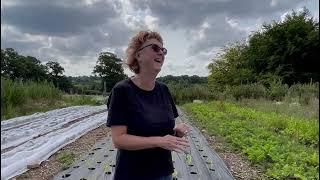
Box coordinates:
[137,44,167,55]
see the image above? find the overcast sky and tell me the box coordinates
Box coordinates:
[1,0,318,77]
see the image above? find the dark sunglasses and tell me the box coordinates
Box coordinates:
[137,44,167,55]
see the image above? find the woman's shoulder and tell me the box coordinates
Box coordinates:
[112,78,132,91]
[156,81,169,91]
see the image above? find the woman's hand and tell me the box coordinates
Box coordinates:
[156,135,189,153]
[173,123,191,137]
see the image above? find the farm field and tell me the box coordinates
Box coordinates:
[183,101,319,179]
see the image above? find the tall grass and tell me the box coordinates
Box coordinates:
[235,98,319,120]
[1,77,61,107]
[1,77,62,120]
[167,81,319,107]
[167,83,213,104]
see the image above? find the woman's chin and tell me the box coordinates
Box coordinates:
[154,68,161,74]
[153,65,162,72]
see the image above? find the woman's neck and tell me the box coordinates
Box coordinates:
[132,73,157,91]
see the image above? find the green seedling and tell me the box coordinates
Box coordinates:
[56,152,75,170]
[103,163,110,172]
[210,162,214,170]
[186,154,193,165]
[172,154,176,161]
[172,169,178,179]
[85,158,91,168]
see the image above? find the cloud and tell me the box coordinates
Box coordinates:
[1,0,136,76]
[129,0,301,29]
[128,0,303,65]
[1,0,317,77]
[2,0,118,37]
[187,15,247,55]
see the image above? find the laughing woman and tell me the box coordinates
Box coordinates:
[107,30,191,180]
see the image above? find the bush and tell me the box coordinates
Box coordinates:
[225,83,267,100]
[1,78,26,107]
[286,83,319,105]
[267,80,289,101]
[1,78,61,108]
[168,83,214,104]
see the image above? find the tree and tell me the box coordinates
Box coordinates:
[93,52,127,92]
[46,61,64,77]
[207,8,319,89]
[1,48,47,81]
[246,8,319,85]
[56,75,73,93]
[45,61,73,92]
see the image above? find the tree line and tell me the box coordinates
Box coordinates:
[208,8,319,90]
[1,48,73,92]
[1,47,208,94]
[1,48,128,94]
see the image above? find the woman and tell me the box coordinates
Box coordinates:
[107,30,191,180]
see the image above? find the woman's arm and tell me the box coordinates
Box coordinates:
[111,125,189,152]
[111,125,159,150]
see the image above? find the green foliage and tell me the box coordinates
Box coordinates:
[235,98,318,120]
[57,152,76,170]
[157,75,207,85]
[1,48,48,81]
[159,75,210,104]
[224,83,267,100]
[183,101,319,179]
[208,8,319,89]
[266,79,289,100]
[68,76,103,94]
[63,95,102,106]
[1,77,61,108]
[46,61,64,77]
[286,82,319,105]
[1,77,62,120]
[208,43,251,90]
[167,83,213,104]
[93,52,127,92]
[166,78,318,107]
[1,48,72,92]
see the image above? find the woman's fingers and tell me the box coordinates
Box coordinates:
[172,144,186,153]
[175,137,189,143]
[161,135,190,153]
[173,147,183,153]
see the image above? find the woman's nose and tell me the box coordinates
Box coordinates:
[157,50,164,57]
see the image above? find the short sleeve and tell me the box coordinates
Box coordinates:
[165,85,178,118]
[106,85,129,127]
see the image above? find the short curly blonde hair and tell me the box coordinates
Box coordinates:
[125,30,163,74]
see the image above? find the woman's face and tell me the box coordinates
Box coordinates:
[136,38,166,74]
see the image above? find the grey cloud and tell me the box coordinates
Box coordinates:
[2,21,132,62]
[188,15,247,54]
[129,0,301,59]
[1,0,135,65]
[2,0,118,37]
[129,0,301,29]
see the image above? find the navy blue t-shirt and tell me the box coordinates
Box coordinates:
[106,78,178,180]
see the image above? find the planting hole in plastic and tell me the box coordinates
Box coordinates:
[61,174,70,178]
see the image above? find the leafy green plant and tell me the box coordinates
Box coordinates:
[183,101,319,179]
[172,169,178,179]
[186,154,193,165]
[57,152,76,170]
